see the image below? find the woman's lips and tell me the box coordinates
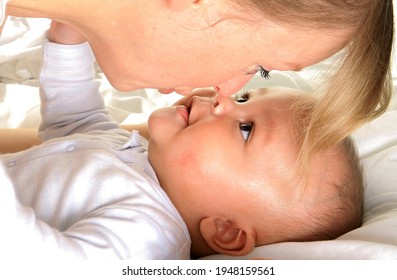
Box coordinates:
[158,88,194,95]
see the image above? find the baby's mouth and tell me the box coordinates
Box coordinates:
[186,97,194,121]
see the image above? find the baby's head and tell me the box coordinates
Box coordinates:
[147,87,363,258]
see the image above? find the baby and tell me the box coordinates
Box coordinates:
[0,25,363,260]
[150,87,364,258]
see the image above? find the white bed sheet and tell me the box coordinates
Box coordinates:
[1,16,397,260]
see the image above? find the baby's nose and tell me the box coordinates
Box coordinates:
[212,94,235,115]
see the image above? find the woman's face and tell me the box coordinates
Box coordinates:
[90,1,352,95]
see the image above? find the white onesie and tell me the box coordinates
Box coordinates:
[0,41,191,260]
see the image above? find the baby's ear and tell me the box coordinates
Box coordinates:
[199,217,256,256]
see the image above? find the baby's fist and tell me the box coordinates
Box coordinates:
[48,21,86,45]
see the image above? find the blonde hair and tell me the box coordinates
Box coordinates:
[287,95,364,242]
[235,0,394,164]
[297,137,364,241]
[251,91,364,244]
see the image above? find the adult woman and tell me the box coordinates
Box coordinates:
[1,0,394,160]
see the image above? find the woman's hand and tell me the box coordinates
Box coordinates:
[48,21,86,45]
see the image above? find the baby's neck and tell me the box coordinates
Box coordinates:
[189,229,216,259]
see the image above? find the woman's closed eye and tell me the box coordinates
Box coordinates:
[246,65,271,80]
[240,123,253,141]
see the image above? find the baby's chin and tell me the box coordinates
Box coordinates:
[148,107,187,144]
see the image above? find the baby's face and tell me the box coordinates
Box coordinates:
[148,88,308,230]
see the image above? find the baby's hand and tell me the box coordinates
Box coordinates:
[48,21,86,45]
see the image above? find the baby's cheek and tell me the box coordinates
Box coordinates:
[173,148,214,181]
[172,134,215,177]
[179,150,201,168]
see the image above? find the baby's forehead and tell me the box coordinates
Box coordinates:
[250,87,307,98]
[250,87,314,127]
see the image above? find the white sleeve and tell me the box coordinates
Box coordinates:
[0,0,7,26]
[0,168,83,260]
[38,41,119,141]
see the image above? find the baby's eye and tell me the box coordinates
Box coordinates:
[234,91,249,103]
[240,123,253,141]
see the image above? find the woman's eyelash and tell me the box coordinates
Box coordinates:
[257,66,271,79]
[246,66,271,80]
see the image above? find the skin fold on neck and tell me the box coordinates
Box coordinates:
[7,0,59,18]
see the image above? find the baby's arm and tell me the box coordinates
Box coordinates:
[0,128,41,154]
[0,123,149,154]
[39,22,120,142]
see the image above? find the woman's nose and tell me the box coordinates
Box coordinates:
[211,94,235,115]
[214,73,254,97]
